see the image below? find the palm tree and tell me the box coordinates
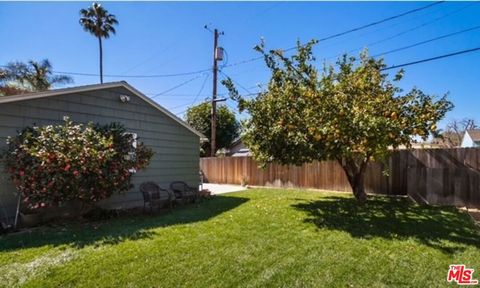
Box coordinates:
[0,59,73,95]
[79,3,118,84]
[26,60,73,91]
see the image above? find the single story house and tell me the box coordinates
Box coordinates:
[227,138,251,157]
[0,81,205,224]
[461,129,480,148]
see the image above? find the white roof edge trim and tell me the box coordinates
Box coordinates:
[120,83,207,140]
[0,82,125,104]
[0,82,207,140]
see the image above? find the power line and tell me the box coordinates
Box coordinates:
[372,25,480,58]
[219,48,229,68]
[225,102,239,114]
[191,73,210,105]
[151,75,203,98]
[174,99,239,117]
[175,109,189,116]
[219,70,252,94]
[120,40,180,75]
[1,3,443,82]
[222,56,264,69]
[247,83,266,90]
[232,47,480,96]
[213,6,478,96]
[316,2,444,43]
[326,2,477,60]
[174,101,209,116]
[280,2,444,54]
[169,72,256,114]
[316,1,446,51]
[222,2,444,69]
[147,93,217,98]
[51,68,212,79]
[169,101,197,111]
[367,3,474,47]
[239,48,480,88]
[381,46,480,71]
[164,74,210,112]
[221,11,478,86]
[1,62,215,105]
[157,76,210,112]
[218,2,472,83]
[145,92,227,97]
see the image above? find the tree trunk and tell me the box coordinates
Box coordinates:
[350,171,367,203]
[339,158,368,203]
[98,37,103,84]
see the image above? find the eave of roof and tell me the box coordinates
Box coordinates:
[0,81,207,140]
[466,129,480,142]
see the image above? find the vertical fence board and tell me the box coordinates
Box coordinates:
[199,148,480,207]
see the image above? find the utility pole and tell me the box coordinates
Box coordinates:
[209,28,224,157]
[211,29,219,157]
[205,25,224,157]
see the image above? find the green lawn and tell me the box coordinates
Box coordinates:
[1,189,479,287]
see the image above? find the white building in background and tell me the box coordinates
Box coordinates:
[461,129,480,148]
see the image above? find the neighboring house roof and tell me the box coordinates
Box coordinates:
[228,138,251,156]
[432,131,463,148]
[231,148,251,157]
[466,129,480,142]
[0,81,206,140]
[395,142,446,150]
[229,138,243,148]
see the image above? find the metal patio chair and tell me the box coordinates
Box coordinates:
[169,181,199,204]
[140,182,172,212]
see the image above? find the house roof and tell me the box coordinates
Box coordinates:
[0,81,206,140]
[229,138,243,148]
[466,129,480,142]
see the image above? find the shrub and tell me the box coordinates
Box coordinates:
[3,117,154,209]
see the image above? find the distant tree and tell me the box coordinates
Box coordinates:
[0,59,73,95]
[185,103,240,157]
[0,86,29,97]
[223,40,453,202]
[439,118,478,147]
[79,2,118,84]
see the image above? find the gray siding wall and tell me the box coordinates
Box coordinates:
[0,86,200,223]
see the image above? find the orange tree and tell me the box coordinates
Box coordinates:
[3,117,153,208]
[223,40,453,202]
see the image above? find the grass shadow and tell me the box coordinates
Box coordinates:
[0,195,248,252]
[293,195,480,254]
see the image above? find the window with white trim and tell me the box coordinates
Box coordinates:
[123,132,138,173]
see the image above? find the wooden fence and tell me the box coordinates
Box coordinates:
[200,148,480,207]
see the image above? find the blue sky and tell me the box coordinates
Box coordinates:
[1,1,479,128]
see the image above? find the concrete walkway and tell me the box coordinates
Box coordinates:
[201,183,247,195]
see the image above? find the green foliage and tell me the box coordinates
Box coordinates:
[79,3,118,39]
[79,2,118,83]
[223,40,453,201]
[185,102,240,156]
[2,117,153,208]
[0,59,73,95]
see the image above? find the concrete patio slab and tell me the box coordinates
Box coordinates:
[201,183,247,195]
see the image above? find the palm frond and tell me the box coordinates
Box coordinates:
[0,59,73,92]
[79,2,119,39]
[49,75,74,85]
